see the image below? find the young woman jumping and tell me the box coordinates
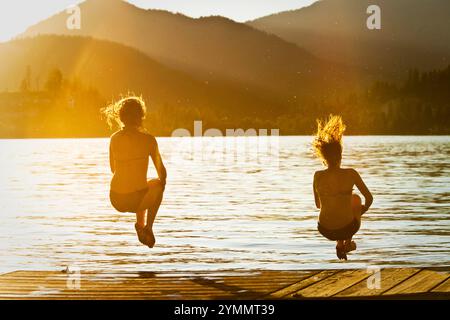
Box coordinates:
[103,96,167,248]
[312,115,373,260]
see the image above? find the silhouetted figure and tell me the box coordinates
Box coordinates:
[312,115,373,260]
[103,96,167,248]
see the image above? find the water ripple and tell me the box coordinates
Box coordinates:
[0,136,449,272]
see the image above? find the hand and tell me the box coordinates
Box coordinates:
[160,179,166,191]
[361,205,368,214]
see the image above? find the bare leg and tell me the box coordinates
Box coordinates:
[135,211,146,228]
[145,180,164,229]
[336,240,347,260]
[136,179,165,248]
[134,211,149,246]
[351,194,362,223]
[344,194,362,252]
[344,237,357,252]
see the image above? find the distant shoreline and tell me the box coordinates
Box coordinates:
[1,134,449,140]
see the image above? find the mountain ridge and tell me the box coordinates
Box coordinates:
[19,0,355,96]
[248,0,450,77]
[0,35,286,115]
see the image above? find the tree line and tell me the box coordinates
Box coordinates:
[0,65,448,138]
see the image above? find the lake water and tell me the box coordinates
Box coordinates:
[0,136,449,273]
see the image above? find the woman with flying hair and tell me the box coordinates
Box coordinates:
[103,96,167,248]
[312,115,373,260]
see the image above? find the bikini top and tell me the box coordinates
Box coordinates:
[113,129,152,164]
[320,191,352,197]
[317,186,353,197]
[114,156,149,164]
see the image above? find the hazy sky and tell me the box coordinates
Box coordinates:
[0,0,317,42]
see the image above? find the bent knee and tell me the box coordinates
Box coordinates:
[147,179,164,193]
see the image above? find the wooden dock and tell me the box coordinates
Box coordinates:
[0,267,449,300]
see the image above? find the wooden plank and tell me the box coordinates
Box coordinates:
[0,270,310,277]
[0,280,274,299]
[0,269,448,300]
[0,286,245,299]
[383,269,449,296]
[0,287,235,295]
[431,277,450,293]
[216,271,316,295]
[0,291,229,297]
[0,271,310,282]
[0,271,19,277]
[335,268,420,297]
[0,295,213,300]
[0,270,315,299]
[0,275,237,298]
[267,270,335,298]
[293,269,370,298]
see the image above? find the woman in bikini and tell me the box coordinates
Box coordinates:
[312,115,373,260]
[103,96,167,248]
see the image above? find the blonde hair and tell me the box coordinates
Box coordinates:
[102,95,146,129]
[312,115,346,167]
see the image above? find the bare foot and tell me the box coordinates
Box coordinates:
[144,226,155,248]
[135,223,148,246]
[336,242,347,261]
[344,241,357,253]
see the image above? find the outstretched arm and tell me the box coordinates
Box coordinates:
[353,169,373,213]
[313,172,321,209]
[109,141,115,174]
